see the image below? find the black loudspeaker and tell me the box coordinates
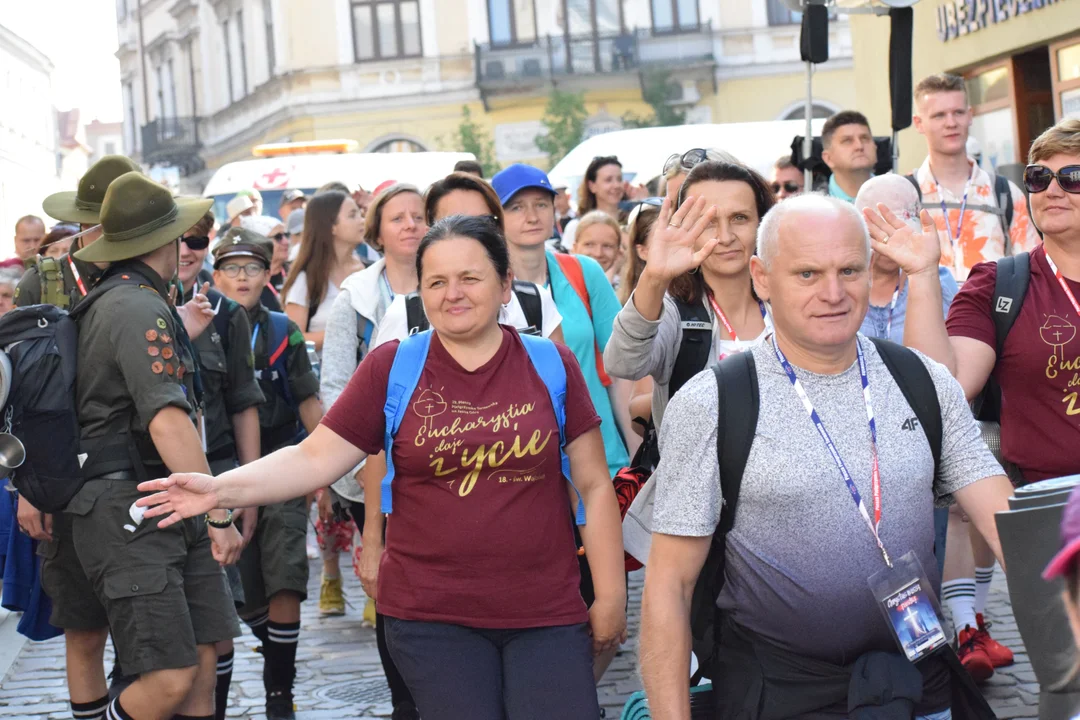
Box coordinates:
[800,3,829,64]
[889,8,914,132]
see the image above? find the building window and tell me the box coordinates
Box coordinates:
[1052,38,1080,120]
[123,81,137,152]
[488,0,536,46]
[263,0,276,77]
[782,102,836,120]
[351,0,422,62]
[155,64,166,120]
[237,10,249,96]
[650,0,699,32]
[104,141,117,155]
[767,0,800,25]
[116,0,127,21]
[370,137,427,152]
[223,19,234,103]
[565,0,622,35]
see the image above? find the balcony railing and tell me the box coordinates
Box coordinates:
[140,117,203,174]
[475,23,715,90]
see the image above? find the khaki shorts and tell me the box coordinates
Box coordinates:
[237,496,309,616]
[67,478,241,676]
[39,511,109,631]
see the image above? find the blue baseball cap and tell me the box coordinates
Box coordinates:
[491,164,555,205]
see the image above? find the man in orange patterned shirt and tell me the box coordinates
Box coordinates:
[912,73,1040,283]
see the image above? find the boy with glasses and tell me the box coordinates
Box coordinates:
[212,228,324,720]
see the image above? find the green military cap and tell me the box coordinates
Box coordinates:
[73,172,212,263]
[42,155,143,224]
[212,227,273,269]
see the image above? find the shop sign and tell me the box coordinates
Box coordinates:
[937,0,1063,41]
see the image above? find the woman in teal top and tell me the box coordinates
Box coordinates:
[492,164,630,478]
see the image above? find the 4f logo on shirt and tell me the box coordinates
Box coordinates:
[901,417,920,431]
[995,296,1014,314]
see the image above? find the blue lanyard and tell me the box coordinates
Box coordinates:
[251,323,260,351]
[885,275,903,340]
[771,336,891,567]
[380,270,395,305]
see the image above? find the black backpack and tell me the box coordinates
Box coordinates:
[971,253,1029,423]
[689,338,944,683]
[0,272,147,512]
[404,280,545,336]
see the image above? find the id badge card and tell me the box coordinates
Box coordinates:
[868,550,948,663]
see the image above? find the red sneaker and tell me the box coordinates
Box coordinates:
[975,613,1015,668]
[957,625,994,683]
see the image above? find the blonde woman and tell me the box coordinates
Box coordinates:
[572,210,623,288]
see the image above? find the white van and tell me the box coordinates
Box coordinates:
[202,142,476,221]
[547,119,827,200]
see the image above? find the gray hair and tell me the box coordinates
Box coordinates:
[756,193,870,269]
[0,268,22,289]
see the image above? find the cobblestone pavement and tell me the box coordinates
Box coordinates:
[0,564,1042,719]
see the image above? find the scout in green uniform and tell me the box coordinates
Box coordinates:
[67,172,242,720]
[11,155,140,720]
[211,228,323,720]
[177,212,265,720]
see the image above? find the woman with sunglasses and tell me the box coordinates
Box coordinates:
[870,116,1080,491]
[241,214,291,312]
[662,148,739,207]
[564,156,625,250]
[605,161,775,431]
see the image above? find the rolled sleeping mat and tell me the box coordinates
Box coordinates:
[996,500,1080,720]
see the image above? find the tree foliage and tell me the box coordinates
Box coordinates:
[622,70,687,129]
[452,105,500,177]
[535,90,588,166]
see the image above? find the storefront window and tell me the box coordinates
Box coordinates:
[1058,43,1080,82]
[967,66,1010,108]
[971,107,1015,169]
[1063,87,1080,119]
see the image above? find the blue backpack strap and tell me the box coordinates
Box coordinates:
[520,333,585,525]
[266,311,294,408]
[380,330,434,514]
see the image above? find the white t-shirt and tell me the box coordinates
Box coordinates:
[284,270,339,334]
[371,284,562,349]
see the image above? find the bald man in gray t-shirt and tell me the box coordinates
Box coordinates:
[652,337,1001,664]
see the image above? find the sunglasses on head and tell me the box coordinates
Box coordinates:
[664,148,708,176]
[1024,164,1080,194]
[182,235,211,250]
[770,181,801,194]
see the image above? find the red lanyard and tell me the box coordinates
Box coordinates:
[68,256,88,297]
[707,294,768,343]
[1044,251,1080,316]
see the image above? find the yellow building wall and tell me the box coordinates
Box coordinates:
[709,66,859,123]
[850,1,1080,173]
[282,0,339,70]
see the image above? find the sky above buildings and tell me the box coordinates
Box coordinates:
[5,0,123,123]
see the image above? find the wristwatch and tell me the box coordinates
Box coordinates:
[205,510,234,528]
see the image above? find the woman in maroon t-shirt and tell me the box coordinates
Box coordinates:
[137,214,628,719]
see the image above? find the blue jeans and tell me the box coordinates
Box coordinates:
[384,616,600,720]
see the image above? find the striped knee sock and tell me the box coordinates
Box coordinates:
[244,610,270,646]
[264,620,301,695]
[71,695,110,720]
[974,565,996,617]
[214,650,234,720]
[942,578,977,631]
[105,697,133,720]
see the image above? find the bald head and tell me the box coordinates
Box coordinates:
[756,194,870,270]
[854,174,922,232]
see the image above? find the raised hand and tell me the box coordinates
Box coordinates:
[177,281,215,340]
[136,472,219,528]
[862,204,942,278]
[643,196,719,283]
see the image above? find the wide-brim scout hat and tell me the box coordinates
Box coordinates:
[213,227,273,269]
[74,172,212,264]
[42,155,143,225]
